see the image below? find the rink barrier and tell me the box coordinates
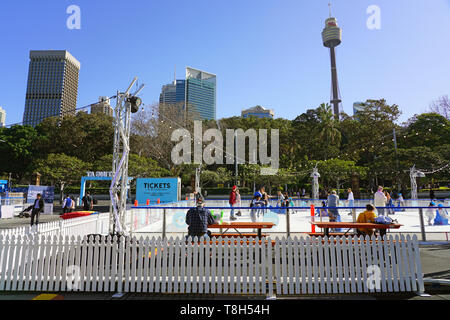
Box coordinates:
[129,205,450,242]
[0,213,110,238]
[0,234,424,295]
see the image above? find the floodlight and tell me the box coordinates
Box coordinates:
[127,96,142,113]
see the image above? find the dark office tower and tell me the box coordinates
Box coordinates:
[159,80,186,106]
[322,9,343,120]
[23,50,81,127]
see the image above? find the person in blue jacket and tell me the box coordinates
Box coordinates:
[434,204,449,226]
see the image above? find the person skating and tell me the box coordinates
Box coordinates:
[374,186,387,216]
[347,188,354,216]
[426,202,437,226]
[228,186,238,221]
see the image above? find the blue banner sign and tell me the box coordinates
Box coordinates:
[136,178,181,205]
[0,180,7,193]
[27,186,55,204]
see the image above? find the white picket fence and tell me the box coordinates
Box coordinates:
[0,234,424,295]
[0,213,110,238]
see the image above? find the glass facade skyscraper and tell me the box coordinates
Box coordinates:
[159,80,186,106]
[159,67,216,121]
[185,67,216,121]
[23,50,80,127]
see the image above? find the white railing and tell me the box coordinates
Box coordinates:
[0,213,110,238]
[0,234,424,295]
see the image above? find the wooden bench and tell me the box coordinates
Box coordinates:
[210,233,268,238]
[209,222,275,239]
[310,221,403,237]
[308,232,351,237]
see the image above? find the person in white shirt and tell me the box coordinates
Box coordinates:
[374,186,387,216]
[426,202,436,226]
[277,190,285,206]
[347,188,354,215]
[397,193,405,210]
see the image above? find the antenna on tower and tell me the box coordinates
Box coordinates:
[174,65,177,84]
[328,1,332,17]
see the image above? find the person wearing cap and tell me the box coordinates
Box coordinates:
[327,190,340,222]
[228,186,238,221]
[434,204,449,226]
[185,198,218,239]
[374,186,387,216]
[250,193,265,222]
[426,202,437,226]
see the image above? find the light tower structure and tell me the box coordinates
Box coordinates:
[410,165,425,200]
[109,77,144,236]
[322,3,343,120]
[311,166,321,201]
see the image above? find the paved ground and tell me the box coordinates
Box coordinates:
[419,243,450,280]
[0,202,111,230]
[0,290,448,300]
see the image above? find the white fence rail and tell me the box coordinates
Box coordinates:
[0,213,110,238]
[0,234,424,295]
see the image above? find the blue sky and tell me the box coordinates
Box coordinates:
[1,0,450,126]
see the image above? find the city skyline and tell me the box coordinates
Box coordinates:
[1,0,450,126]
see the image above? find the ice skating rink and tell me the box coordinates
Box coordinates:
[130,199,450,240]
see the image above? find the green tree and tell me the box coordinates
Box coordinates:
[93,154,170,178]
[317,103,341,159]
[0,125,39,180]
[34,113,114,163]
[315,159,367,191]
[33,153,90,201]
[200,170,220,188]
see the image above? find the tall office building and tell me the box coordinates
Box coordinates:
[159,80,186,107]
[0,106,6,127]
[353,102,366,115]
[159,67,216,121]
[91,97,113,117]
[242,106,275,119]
[353,102,367,121]
[185,67,216,121]
[22,50,81,127]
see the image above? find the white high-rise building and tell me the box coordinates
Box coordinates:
[0,106,6,127]
[91,97,113,116]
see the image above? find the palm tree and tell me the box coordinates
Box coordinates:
[317,103,342,159]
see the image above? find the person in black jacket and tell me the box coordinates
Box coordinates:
[82,191,93,211]
[185,198,218,239]
[30,194,45,226]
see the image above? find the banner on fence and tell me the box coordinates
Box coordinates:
[26,186,55,204]
[136,178,181,205]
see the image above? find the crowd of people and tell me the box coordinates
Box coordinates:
[181,182,450,239]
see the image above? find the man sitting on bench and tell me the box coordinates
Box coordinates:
[185,198,218,240]
[356,204,377,236]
